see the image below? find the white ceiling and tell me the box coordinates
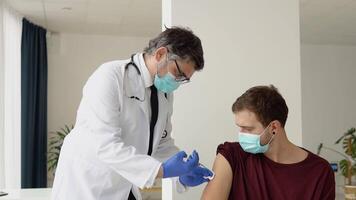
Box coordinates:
[300,0,356,45]
[6,0,161,37]
[6,0,356,45]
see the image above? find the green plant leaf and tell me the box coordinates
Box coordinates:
[47,158,58,163]
[47,124,73,173]
[48,151,60,157]
[48,146,60,152]
[56,131,67,140]
[340,159,349,178]
[336,128,356,144]
[48,140,60,146]
[65,125,71,133]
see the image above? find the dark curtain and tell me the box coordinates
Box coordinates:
[21,18,48,188]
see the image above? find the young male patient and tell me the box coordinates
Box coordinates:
[201,85,335,200]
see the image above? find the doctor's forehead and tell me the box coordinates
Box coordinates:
[234,109,260,127]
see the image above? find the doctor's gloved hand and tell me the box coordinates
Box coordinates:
[179,165,214,187]
[162,150,199,178]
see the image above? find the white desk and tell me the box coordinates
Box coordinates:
[0,188,162,200]
[0,189,51,200]
[0,188,343,200]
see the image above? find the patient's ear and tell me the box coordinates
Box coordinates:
[270,120,282,134]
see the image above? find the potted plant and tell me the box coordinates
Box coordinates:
[47,125,73,175]
[318,127,356,200]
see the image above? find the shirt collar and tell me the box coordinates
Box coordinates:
[135,53,153,88]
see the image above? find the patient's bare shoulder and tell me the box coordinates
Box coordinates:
[216,142,247,170]
[201,153,233,200]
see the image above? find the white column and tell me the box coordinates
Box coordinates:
[163,0,302,199]
[3,3,22,189]
[0,0,5,188]
[161,1,174,199]
[162,0,172,30]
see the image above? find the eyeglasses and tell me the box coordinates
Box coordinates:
[174,60,190,84]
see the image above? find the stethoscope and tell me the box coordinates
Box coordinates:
[123,54,146,102]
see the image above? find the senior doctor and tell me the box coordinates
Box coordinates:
[51,27,213,200]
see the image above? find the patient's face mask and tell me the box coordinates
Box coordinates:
[239,123,274,154]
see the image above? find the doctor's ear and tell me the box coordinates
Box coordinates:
[154,47,169,62]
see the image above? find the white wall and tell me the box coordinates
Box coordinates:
[46,33,151,185]
[47,33,151,135]
[301,44,356,191]
[164,1,302,199]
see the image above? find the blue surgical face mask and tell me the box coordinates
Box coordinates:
[238,124,274,154]
[154,72,180,93]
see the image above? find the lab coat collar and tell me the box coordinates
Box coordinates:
[136,53,153,88]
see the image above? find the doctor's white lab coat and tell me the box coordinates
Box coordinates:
[51,53,184,200]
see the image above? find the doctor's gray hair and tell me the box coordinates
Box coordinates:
[144,26,204,71]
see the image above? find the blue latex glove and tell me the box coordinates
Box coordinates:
[179,165,214,187]
[162,150,199,178]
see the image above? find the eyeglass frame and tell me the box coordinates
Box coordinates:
[173,59,190,84]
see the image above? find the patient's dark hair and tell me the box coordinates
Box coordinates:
[232,85,289,127]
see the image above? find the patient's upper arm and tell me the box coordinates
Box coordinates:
[201,153,233,200]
